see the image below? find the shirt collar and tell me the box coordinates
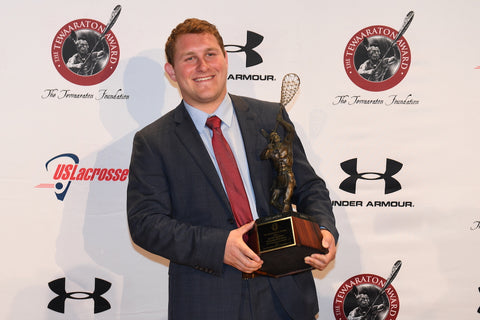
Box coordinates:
[184,94,234,132]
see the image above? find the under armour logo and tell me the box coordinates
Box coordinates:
[339,158,403,194]
[48,277,111,314]
[478,287,480,313]
[225,31,263,67]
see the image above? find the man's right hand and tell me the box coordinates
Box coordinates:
[223,221,263,273]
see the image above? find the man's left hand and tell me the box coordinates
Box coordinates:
[304,229,336,271]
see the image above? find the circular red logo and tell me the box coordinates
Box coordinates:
[333,274,400,320]
[51,19,120,86]
[344,25,411,91]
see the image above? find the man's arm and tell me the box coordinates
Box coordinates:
[127,130,230,275]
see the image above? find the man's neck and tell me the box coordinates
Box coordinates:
[184,93,228,115]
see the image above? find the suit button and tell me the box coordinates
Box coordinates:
[227,218,235,225]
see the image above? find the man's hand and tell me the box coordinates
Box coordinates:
[304,229,336,271]
[224,221,263,273]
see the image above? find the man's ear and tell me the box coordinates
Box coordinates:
[164,63,176,82]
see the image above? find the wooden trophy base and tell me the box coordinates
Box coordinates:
[247,213,328,278]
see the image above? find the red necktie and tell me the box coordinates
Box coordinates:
[206,116,253,228]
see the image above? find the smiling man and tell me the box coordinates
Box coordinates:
[127,18,338,320]
[164,32,229,114]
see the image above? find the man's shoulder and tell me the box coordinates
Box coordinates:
[230,94,279,108]
[230,94,281,118]
[136,102,185,136]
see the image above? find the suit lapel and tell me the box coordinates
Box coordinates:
[172,103,231,211]
[231,95,271,217]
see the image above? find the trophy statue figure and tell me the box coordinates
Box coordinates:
[247,74,328,278]
[261,73,300,214]
[261,111,295,214]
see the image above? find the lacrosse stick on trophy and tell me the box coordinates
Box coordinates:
[247,73,329,278]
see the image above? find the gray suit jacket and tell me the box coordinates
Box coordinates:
[127,94,338,319]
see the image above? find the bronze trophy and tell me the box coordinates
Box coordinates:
[247,73,328,278]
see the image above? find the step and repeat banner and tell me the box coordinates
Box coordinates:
[1,1,479,319]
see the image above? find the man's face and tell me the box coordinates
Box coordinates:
[357,294,370,308]
[369,47,380,61]
[77,40,89,54]
[164,33,228,112]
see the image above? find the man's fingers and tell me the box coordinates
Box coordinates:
[304,229,337,271]
[230,246,263,273]
[239,254,263,271]
[224,223,263,273]
[241,245,262,263]
[304,254,328,270]
[239,220,256,233]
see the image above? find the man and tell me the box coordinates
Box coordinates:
[347,293,385,320]
[127,18,338,319]
[357,45,396,81]
[66,38,104,75]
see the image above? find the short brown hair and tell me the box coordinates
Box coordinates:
[165,18,225,65]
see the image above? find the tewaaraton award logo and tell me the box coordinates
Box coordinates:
[334,261,402,320]
[51,6,121,86]
[344,12,413,92]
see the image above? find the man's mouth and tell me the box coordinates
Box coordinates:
[194,75,214,82]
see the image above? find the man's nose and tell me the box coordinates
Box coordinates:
[197,58,209,71]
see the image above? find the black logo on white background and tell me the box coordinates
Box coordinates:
[471,221,480,231]
[48,277,111,314]
[225,31,264,67]
[477,287,480,314]
[340,158,402,194]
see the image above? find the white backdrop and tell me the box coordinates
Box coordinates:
[1,1,479,319]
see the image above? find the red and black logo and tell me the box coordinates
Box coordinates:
[35,153,129,201]
[344,11,414,92]
[334,261,402,320]
[51,6,121,86]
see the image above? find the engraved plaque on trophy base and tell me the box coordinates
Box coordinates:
[247,213,329,278]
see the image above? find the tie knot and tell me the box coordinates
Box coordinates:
[206,116,222,130]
